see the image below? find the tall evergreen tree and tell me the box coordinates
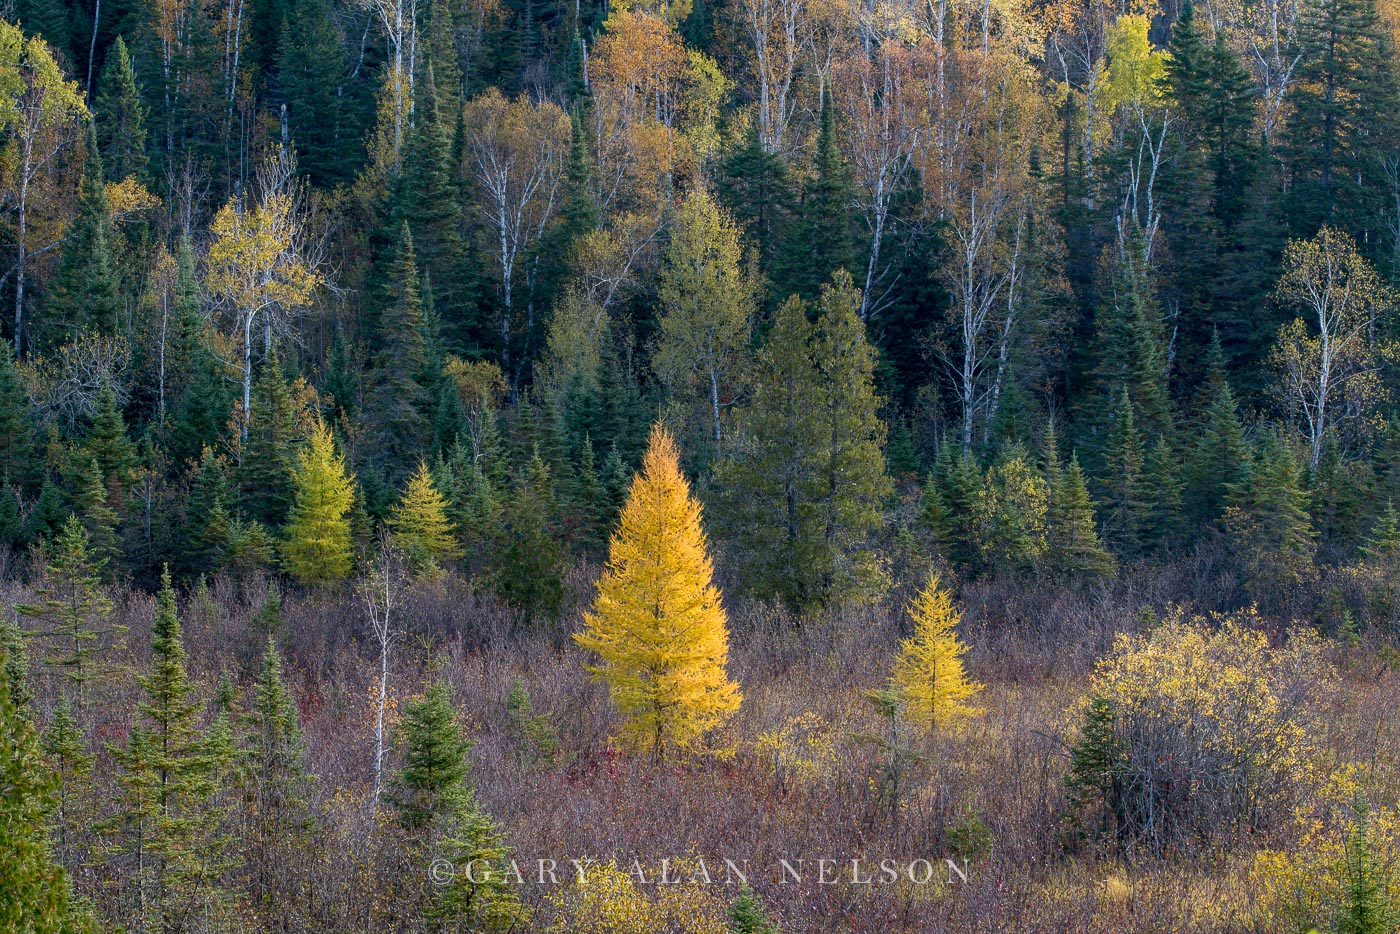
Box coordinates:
[45,125,121,341]
[16,516,119,707]
[1284,0,1400,247]
[239,347,301,527]
[0,338,35,489]
[105,569,234,929]
[91,36,146,182]
[363,224,432,488]
[777,92,856,302]
[0,640,96,934]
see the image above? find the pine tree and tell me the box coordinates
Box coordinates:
[889,571,983,732]
[276,0,358,188]
[92,36,147,182]
[16,516,119,707]
[389,460,462,570]
[282,421,356,585]
[0,641,96,934]
[575,425,742,761]
[45,125,122,341]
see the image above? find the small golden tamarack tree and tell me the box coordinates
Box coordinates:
[575,425,741,761]
[889,571,983,732]
[389,461,461,570]
[282,420,355,585]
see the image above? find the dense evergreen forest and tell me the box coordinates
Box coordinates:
[7,0,1400,927]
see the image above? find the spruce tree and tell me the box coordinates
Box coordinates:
[42,696,93,870]
[1101,389,1148,555]
[277,0,357,188]
[1225,431,1316,596]
[575,425,742,760]
[0,642,95,934]
[1362,501,1400,563]
[106,569,234,929]
[1141,437,1185,552]
[1285,0,1400,245]
[493,453,565,623]
[92,36,147,183]
[0,338,35,489]
[392,679,523,930]
[719,124,792,278]
[239,347,301,527]
[45,125,122,341]
[729,885,780,934]
[715,276,890,608]
[363,224,432,487]
[16,516,119,707]
[1047,453,1115,577]
[1187,336,1249,530]
[243,638,313,911]
[777,92,856,302]
[1081,236,1171,453]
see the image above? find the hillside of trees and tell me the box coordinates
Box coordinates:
[5,0,1400,928]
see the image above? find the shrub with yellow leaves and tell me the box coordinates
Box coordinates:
[754,711,841,793]
[542,858,732,934]
[1066,608,1331,855]
[1252,765,1400,932]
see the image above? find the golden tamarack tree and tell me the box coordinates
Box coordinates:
[575,425,741,761]
[281,420,355,585]
[389,461,461,570]
[889,571,983,732]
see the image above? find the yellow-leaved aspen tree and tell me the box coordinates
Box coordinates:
[205,148,323,440]
[889,571,983,733]
[0,23,87,358]
[575,425,741,761]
